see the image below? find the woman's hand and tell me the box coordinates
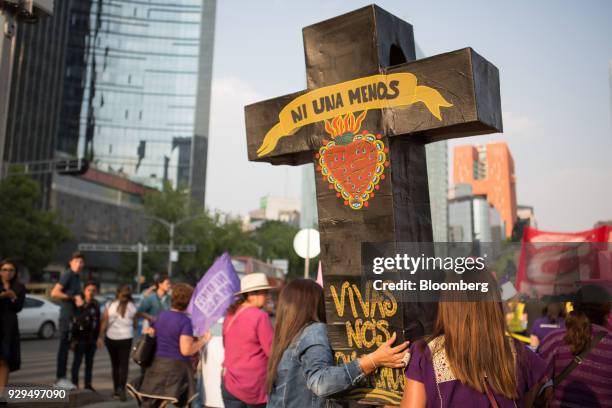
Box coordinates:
[370,332,410,369]
[0,289,16,300]
[202,331,212,343]
[143,327,156,337]
[96,338,104,349]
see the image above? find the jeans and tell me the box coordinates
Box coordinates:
[221,382,266,408]
[71,341,96,387]
[105,337,132,392]
[56,318,71,380]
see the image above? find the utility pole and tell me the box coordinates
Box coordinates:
[0,0,54,178]
[144,214,203,277]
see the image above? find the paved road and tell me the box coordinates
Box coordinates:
[8,335,140,406]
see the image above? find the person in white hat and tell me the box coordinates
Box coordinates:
[221,273,274,408]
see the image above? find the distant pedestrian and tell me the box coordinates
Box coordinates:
[222,273,274,408]
[127,283,211,407]
[51,251,85,390]
[98,284,137,401]
[529,301,565,349]
[0,259,26,393]
[137,275,171,325]
[71,281,101,391]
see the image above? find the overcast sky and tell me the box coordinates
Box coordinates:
[204,0,612,232]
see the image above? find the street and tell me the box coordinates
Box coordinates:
[8,336,139,407]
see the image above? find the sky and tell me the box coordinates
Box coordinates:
[204,0,612,232]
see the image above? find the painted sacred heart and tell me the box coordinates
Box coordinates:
[316,112,389,210]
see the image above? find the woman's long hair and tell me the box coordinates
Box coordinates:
[114,284,133,318]
[226,293,247,315]
[427,270,519,400]
[564,285,611,355]
[266,279,326,392]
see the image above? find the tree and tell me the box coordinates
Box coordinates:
[250,220,317,280]
[129,183,258,284]
[122,183,316,286]
[0,174,71,278]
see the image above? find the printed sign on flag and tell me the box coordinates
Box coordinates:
[188,252,240,335]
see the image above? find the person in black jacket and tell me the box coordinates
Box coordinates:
[0,259,26,392]
[71,281,100,391]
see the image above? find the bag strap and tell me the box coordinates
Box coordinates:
[223,305,249,337]
[483,379,500,408]
[553,331,605,386]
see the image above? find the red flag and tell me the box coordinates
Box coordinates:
[516,226,612,298]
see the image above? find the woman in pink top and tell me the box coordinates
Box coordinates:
[222,273,274,408]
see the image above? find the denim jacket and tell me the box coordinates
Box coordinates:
[267,322,365,408]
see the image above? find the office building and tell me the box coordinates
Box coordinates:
[59,0,216,204]
[453,142,517,237]
[249,195,301,229]
[4,0,79,207]
[448,184,504,256]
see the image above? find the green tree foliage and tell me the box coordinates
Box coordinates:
[0,174,71,277]
[250,220,317,280]
[124,183,257,284]
[123,183,315,286]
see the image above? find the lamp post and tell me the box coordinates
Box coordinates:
[144,214,203,277]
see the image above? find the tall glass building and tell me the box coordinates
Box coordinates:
[59,0,216,204]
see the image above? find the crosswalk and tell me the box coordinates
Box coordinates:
[9,338,141,392]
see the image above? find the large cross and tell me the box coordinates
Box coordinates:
[245,5,501,405]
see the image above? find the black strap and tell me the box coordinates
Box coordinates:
[553,332,606,386]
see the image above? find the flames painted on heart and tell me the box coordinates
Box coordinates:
[316,111,389,210]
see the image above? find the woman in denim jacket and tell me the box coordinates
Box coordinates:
[266,279,409,408]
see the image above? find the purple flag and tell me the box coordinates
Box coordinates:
[188,252,240,335]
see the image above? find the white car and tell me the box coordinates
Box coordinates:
[18,295,60,339]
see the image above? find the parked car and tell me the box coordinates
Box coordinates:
[18,295,60,339]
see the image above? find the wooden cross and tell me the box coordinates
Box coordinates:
[245,5,502,405]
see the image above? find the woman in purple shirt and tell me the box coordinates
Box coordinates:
[401,271,548,408]
[530,302,566,349]
[127,283,210,407]
[538,284,612,408]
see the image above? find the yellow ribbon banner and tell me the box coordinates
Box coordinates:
[257,72,453,157]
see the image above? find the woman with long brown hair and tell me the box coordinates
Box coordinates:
[98,284,137,400]
[400,271,547,408]
[0,259,25,394]
[538,284,612,407]
[266,279,409,408]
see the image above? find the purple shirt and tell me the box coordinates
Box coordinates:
[406,336,547,408]
[153,310,193,361]
[538,324,612,408]
[531,317,565,342]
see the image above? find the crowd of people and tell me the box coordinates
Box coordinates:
[0,251,611,407]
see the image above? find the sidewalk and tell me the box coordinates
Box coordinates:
[81,399,137,408]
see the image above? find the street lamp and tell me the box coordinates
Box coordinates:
[144,214,203,277]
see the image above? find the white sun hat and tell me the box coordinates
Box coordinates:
[235,273,273,295]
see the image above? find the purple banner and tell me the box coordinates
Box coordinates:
[188,252,240,335]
